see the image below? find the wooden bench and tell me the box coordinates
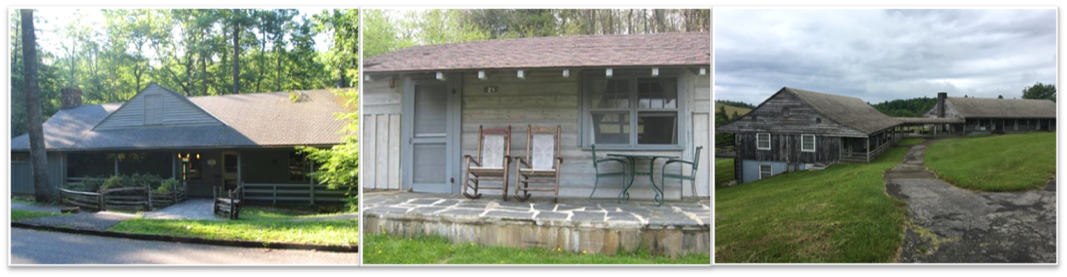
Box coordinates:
[213,185,243,220]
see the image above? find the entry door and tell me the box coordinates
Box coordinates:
[402,78,459,193]
[221,151,239,193]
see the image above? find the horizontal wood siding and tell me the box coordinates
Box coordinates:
[722,91,867,137]
[96,85,221,130]
[362,78,402,190]
[735,133,839,164]
[460,68,709,199]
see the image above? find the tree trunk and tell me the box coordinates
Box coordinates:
[20,9,54,202]
[232,16,241,94]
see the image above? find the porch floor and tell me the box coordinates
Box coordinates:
[363,190,710,255]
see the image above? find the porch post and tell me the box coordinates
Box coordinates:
[114,153,119,175]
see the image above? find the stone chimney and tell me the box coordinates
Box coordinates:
[937,92,947,118]
[60,87,83,109]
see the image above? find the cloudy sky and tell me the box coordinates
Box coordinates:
[714,9,1057,105]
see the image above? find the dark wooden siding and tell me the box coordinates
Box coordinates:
[719,91,867,137]
[735,133,839,164]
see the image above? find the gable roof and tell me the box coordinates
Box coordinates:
[364,32,710,73]
[786,87,902,134]
[94,84,224,130]
[717,87,901,136]
[11,86,353,151]
[944,97,1056,118]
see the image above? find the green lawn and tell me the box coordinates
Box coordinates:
[896,138,925,146]
[11,210,60,221]
[363,234,709,264]
[715,147,908,263]
[716,158,735,186]
[925,132,1055,192]
[108,206,357,246]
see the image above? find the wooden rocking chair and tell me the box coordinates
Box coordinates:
[463,125,513,200]
[513,124,563,202]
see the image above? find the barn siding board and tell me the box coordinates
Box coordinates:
[721,92,868,137]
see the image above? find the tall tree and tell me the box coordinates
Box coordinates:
[1022,82,1056,102]
[20,9,54,202]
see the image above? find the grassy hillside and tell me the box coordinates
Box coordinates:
[716,147,908,263]
[925,132,1055,191]
[715,158,735,186]
[715,103,752,116]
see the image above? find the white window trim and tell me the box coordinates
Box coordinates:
[756,133,771,150]
[759,164,772,180]
[801,134,816,152]
[579,71,687,151]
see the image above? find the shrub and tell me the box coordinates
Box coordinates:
[158,178,181,193]
[100,175,131,190]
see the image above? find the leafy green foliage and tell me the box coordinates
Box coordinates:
[298,89,358,211]
[925,132,1055,191]
[157,178,181,193]
[99,173,163,190]
[1022,82,1056,102]
[869,97,937,117]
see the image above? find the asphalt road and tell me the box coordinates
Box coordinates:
[10,228,360,265]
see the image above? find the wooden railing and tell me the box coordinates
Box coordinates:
[241,183,348,205]
[59,178,187,211]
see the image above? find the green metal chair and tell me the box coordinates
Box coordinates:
[588,144,629,198]
[662,146,703,200]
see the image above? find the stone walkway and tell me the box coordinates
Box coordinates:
[364,191,710,228]
[143,199,218,221]
[885,140,1056,263]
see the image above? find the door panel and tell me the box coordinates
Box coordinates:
[404,79,456,193]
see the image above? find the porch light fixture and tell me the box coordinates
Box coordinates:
[652,67,659,77]
[562,69,570,78]
[196,153,200,159]
[436,72,446,81]
[478,71,487,80]
[517,70,525,79]
[606,68,613,78]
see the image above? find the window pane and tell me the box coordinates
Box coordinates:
[802,135,815,151]
[591,79,629,109]
[592,112,630,144]
[638,78,677,109]
[637,112,677,145]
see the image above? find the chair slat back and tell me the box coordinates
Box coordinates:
[526,124,561,170]
[478,125,512,169]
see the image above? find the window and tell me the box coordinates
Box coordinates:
[756,133,771,150]
[801,134,816,152]
[816,118,822,124]
[290,151,309,182]
[759,164,772,180]
[180,153,203,181]
[582,71,683,150]
[11,153,28,163]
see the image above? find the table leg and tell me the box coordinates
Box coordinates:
[649,157,664,206]
[617,157,636,204]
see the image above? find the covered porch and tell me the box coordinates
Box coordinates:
[61,148,347,206]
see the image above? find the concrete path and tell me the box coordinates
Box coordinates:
[143,198,218,220]
[10,202,63,213]
[885,140,1056,263]
[10,228,358,265]
[17,212,139,231]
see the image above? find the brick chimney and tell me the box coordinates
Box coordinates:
[937,92,947,118]
[60,87,83,109]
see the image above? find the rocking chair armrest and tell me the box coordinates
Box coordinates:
[513,157,531,168]
[464,155,482,167]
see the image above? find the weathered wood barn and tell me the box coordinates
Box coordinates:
[10,84,354,205]
[361,32,711,200]
[719,88,910,184]
[921,92,1057,135]
[718,87,1057,184]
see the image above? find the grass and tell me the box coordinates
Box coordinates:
[108,206,357,246]
[11,210,61,221]
[932,134,995,140]
[363,233,710,264]
[715,103,752,116]
[715,147,909,263]
[925,132,1055,192]
[716,158,735,186]
[896,138,925,146]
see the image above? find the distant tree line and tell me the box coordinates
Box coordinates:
[715,99,755,110]
[10,9,358,137]
[1022,82,1056,102]
[869,97,937,118]
[363,9,710,57]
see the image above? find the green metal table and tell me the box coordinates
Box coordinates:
[607,153,679,206]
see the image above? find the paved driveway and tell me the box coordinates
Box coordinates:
[885,140,1056,263]
[10,228,359,265]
